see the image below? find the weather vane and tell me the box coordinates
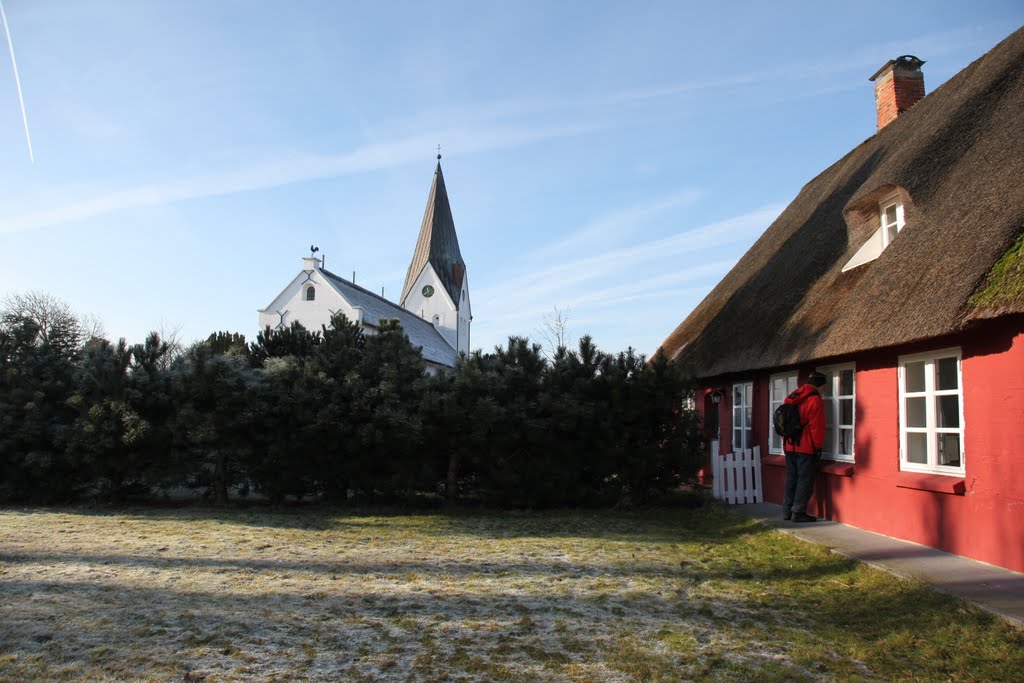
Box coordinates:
[437,144,442,160]
[310,244,320,257]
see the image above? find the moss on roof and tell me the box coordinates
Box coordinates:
[968,229,1024,312]
[658,27,1024,377]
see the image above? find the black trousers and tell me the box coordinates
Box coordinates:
[783,451,819,515]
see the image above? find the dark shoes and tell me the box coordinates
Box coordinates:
[793,512,818,523]
[782,509,792,521]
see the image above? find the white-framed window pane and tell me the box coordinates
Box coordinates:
[905,361,926,392]
[906,433,928,463]
[938,434,961,467]
[936,357,958,390]
[936,395,960,428]
[881,197,904,248]
[906,397,927,428]
[769,373,797,453]
[839,398,854,425]
[816,363,855,462]
[839,369,854,396]
[732,381,752,450]
[838,428,854,456]
[899,348,964,475]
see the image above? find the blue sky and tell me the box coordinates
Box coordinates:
[1,2,1022,356]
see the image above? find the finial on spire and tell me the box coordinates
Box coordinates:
[436,144,442,161]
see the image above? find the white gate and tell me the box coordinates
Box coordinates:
[710,439,763,504]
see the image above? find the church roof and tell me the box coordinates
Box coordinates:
[321,268,458,368]
[400,161,466,306]
[658,26,1024,379]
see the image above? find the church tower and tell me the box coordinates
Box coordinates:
[399,157,471,355]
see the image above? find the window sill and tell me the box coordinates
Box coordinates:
[762,455,854,477]
[895,472,966,495]
[819,461,855,477]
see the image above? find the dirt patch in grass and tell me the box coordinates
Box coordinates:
[1,505,1021,682]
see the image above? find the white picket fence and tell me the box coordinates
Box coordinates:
[710,439,763,504]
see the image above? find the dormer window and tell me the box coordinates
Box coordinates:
[305,286,316,301]
[841,190,910,273]
[880,196,904,248]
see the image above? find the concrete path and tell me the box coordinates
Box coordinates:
[733,502,1024,629]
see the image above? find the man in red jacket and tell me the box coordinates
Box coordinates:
[782,371,827,522]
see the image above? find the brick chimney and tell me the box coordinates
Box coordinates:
[869,55,926,130]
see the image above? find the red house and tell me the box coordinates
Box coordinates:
[658,27,1024,573]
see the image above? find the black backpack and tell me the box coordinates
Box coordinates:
[772,394,805,441]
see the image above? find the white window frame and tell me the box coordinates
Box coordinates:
[898,347,965,476]
[768,372,798,454]
[732,381,753,451]
[816,363,855,462]
[880,195,904,248]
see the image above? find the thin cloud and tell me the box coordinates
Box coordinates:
[485,260,736,331]
[530,188,705,260]
[0,122,600,234]
[477,203,783,310]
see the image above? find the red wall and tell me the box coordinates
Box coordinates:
[699,317,1024,573]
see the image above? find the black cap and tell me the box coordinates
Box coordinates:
[808,371,827,387]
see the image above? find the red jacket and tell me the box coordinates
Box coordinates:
[782,384,825,455]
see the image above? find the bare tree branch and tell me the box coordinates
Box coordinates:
[534,306,573,360]
[1,290,99,352]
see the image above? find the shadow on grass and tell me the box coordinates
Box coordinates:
[2,563,1021,682]
[0,498,759,543]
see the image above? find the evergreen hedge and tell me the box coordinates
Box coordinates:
[0,303,702,507]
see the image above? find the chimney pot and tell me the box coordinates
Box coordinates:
[870,55,926,130]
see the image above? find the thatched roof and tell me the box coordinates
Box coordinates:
[658,26,1024,379]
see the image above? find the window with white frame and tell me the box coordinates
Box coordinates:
[880,196,904,248]
[817,364,855,461]
[842,192,909,272]
[899,348,965,475]
[305,286,316,301]
[732,381,753,451]
[769,372,798,453]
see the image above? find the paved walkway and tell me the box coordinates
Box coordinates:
[733,502,1024,629]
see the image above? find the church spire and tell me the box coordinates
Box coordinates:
[400,158,466,307]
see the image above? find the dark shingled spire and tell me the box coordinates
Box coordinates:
[400,160,466,306]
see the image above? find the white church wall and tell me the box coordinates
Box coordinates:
[457,277,471,355]
[403,263,459,350]
[257,263,360,335]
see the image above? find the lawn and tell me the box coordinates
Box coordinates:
[0,505,1021,682]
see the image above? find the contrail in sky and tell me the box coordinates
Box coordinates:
[0,0,34,163]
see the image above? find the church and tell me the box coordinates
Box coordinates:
[257,157,471,371]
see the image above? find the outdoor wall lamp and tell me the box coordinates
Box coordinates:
[710,389,724,405]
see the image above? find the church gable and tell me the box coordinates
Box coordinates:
[257,258,359,333]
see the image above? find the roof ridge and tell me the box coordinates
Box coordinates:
[321,267,397,307]
[321,267,449,335]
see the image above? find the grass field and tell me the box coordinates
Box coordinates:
[1,504,1021,682]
